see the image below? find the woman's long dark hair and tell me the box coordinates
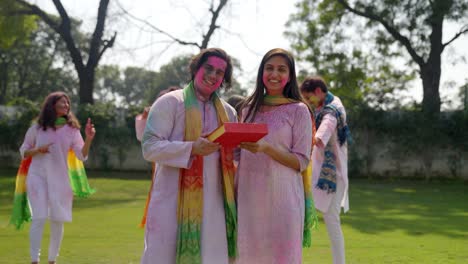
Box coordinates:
[241,48,305,122]
[37,91,80,130]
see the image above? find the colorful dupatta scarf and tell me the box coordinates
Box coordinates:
[9,156,32,230]
[67,150,96,197]
[139,162,156,228]
[175,82,237,263]
[10,122,95,230]
[263,94,319,247]
[314,92,351,193]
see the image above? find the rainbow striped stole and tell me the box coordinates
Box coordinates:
[262,95,319,247]
[67,150,95,197]
[10,150,94,230]
[10,156,32,230]
[139,162,156,228]
[175,82,237,264]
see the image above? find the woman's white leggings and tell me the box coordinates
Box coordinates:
[30,219,64,262]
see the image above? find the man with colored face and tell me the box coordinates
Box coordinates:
[139,48,238,264]
[300,76,351,264]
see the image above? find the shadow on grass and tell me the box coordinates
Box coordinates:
[3,169,468,240]
[343,179,468,239]
[72,197,143,209]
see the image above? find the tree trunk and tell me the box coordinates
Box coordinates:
[0,61,8,104]
[14,0,114,106]
[420,63,441,116]
[420,5,444,116]
[78,68,95,104]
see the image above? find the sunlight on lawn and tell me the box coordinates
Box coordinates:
[1,170,467,263]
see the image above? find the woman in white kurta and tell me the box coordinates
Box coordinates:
[20,91,95,264]
[236,48,313,264]
[301,76,349,264]
[140,48,237,264]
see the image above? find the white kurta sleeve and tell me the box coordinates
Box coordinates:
[70,128,87,161]
[135,114,146,142]
[315,114,337,148]
[291,104,313,172]
[142,95,193,168]
[19,125,37,159]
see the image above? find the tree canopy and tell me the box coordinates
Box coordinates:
[12,0,116,105]
[287,0,468,115]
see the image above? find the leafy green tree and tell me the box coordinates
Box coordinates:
[94,65,123,104]
[118,0,246,103]
[121,67,159,107]
[0,20,78,104]
[12,0,116,105]
[287,0,468,116]
[95,65,160,108]
[144,54,192,103]
[0,0,36,49]
[95,54,246,109]
[0,0,36,103]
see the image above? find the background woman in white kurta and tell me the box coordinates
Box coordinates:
[20,91,95,264]
[135,86,182,228]
[140,48,237,264]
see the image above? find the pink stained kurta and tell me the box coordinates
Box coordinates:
[19,124,87,222]
[236,103,312,264]
[140,89,237,264]
[312,96,349,213]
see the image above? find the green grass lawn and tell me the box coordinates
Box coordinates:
[1,169,467,263]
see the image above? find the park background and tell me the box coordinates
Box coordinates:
[1,0,467,263]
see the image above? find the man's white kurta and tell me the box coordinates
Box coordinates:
[140,89,237,264]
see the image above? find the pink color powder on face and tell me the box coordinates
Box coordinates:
[262,74,288,89]
[194,56,227,97]
[262,74,289,96]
